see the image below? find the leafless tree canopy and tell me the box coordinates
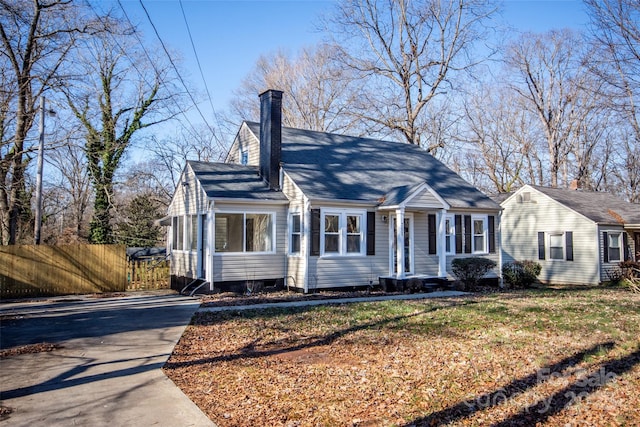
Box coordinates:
[230,45,362,134]
[327,0,497,151]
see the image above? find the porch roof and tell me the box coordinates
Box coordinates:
[188,161,288,202]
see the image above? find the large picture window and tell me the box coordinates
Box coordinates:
[321,210,365,256]
[214,212,274,253]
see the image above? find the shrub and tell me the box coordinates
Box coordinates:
[451,257,497,290]
[502,260,542,288]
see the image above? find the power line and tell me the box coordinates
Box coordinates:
[85,0,201,146]
[138,0,225,150]
[178,0,224,134]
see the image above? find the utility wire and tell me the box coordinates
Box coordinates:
[86,0,202,147]
[114,0,205,145]
[138,0,225,150]
[179,0,224,135]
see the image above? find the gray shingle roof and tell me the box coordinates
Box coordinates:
[245,122,499,210]
[531,185,640,224]
[188,161,287,201]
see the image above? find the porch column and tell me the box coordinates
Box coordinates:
[437,209,447,277]
[396,208,405,279]
[207,203,215,291]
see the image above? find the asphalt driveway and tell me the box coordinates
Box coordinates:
[0,292,214,426]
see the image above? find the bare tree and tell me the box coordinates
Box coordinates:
[585,0,640,202]
[0,0,87,244]
[327,0,497,151]
[230,44,361,134]
[61,17,178,243]
[461,83,538,193]
[505,29,592,188]
[47,136,92,240]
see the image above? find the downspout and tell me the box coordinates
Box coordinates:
[437,209,447,277]
[208,200,215,292]
[303,196,311,293]
[498,209,504,288]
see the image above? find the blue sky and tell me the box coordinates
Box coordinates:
[113,0,590,139]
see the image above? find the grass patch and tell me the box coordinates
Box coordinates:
[166,288,640,426]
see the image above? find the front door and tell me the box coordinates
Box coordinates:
[635,232,640,261]
[390,214,413,276]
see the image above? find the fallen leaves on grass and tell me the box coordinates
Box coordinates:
[0,343,63,359]
[165,289,640,426]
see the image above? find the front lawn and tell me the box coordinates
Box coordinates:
[164,288,640,426]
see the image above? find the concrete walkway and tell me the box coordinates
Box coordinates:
[198,290,466,313]
[1,289,465,426]
[0,292,214,427]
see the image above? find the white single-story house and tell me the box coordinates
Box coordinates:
[165,89,502,293]
[500,184,640,285]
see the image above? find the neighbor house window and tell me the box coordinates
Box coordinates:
[321,210,365,256]
[472,216,487,253]
[445,215,455,254]
[240,149,249,165]
[608,232,622,262]
[289,213,301,255]
[214,212,274,253]
[549,233,564,260]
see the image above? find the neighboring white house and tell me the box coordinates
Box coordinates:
[164,90,502,293]
[500,184,640,285]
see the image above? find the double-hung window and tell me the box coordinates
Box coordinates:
[445,215,455,254]
[214,212,274,253]
[471,215,487,253]
[549,233,565,260]
[607,232,622,262]
[321,210,365,256]
[289,213,301,255]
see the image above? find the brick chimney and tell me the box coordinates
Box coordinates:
[259,89,283,191]
[569,179,580,190]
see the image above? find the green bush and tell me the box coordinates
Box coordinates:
[451,257,497,290]
[502,260,542,288]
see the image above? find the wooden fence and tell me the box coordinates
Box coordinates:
[0,245,172,298]
[0,244,127,298]
[127,258,170,291]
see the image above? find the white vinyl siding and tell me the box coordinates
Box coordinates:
[305,209,388,290]
[167,164,209,278]
[501,186,600,285]
[211,203,287,282]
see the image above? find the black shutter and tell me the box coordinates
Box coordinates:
[428,214,437,255]
[623,232,629,261]
[464,215,472,254]
[366,211,376,256]
[488,215,496,254]
[455,215,462,254]
[565,231,573,261]
[538,232,546,260]
[310,209,320,256]
[603,231,609,263]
